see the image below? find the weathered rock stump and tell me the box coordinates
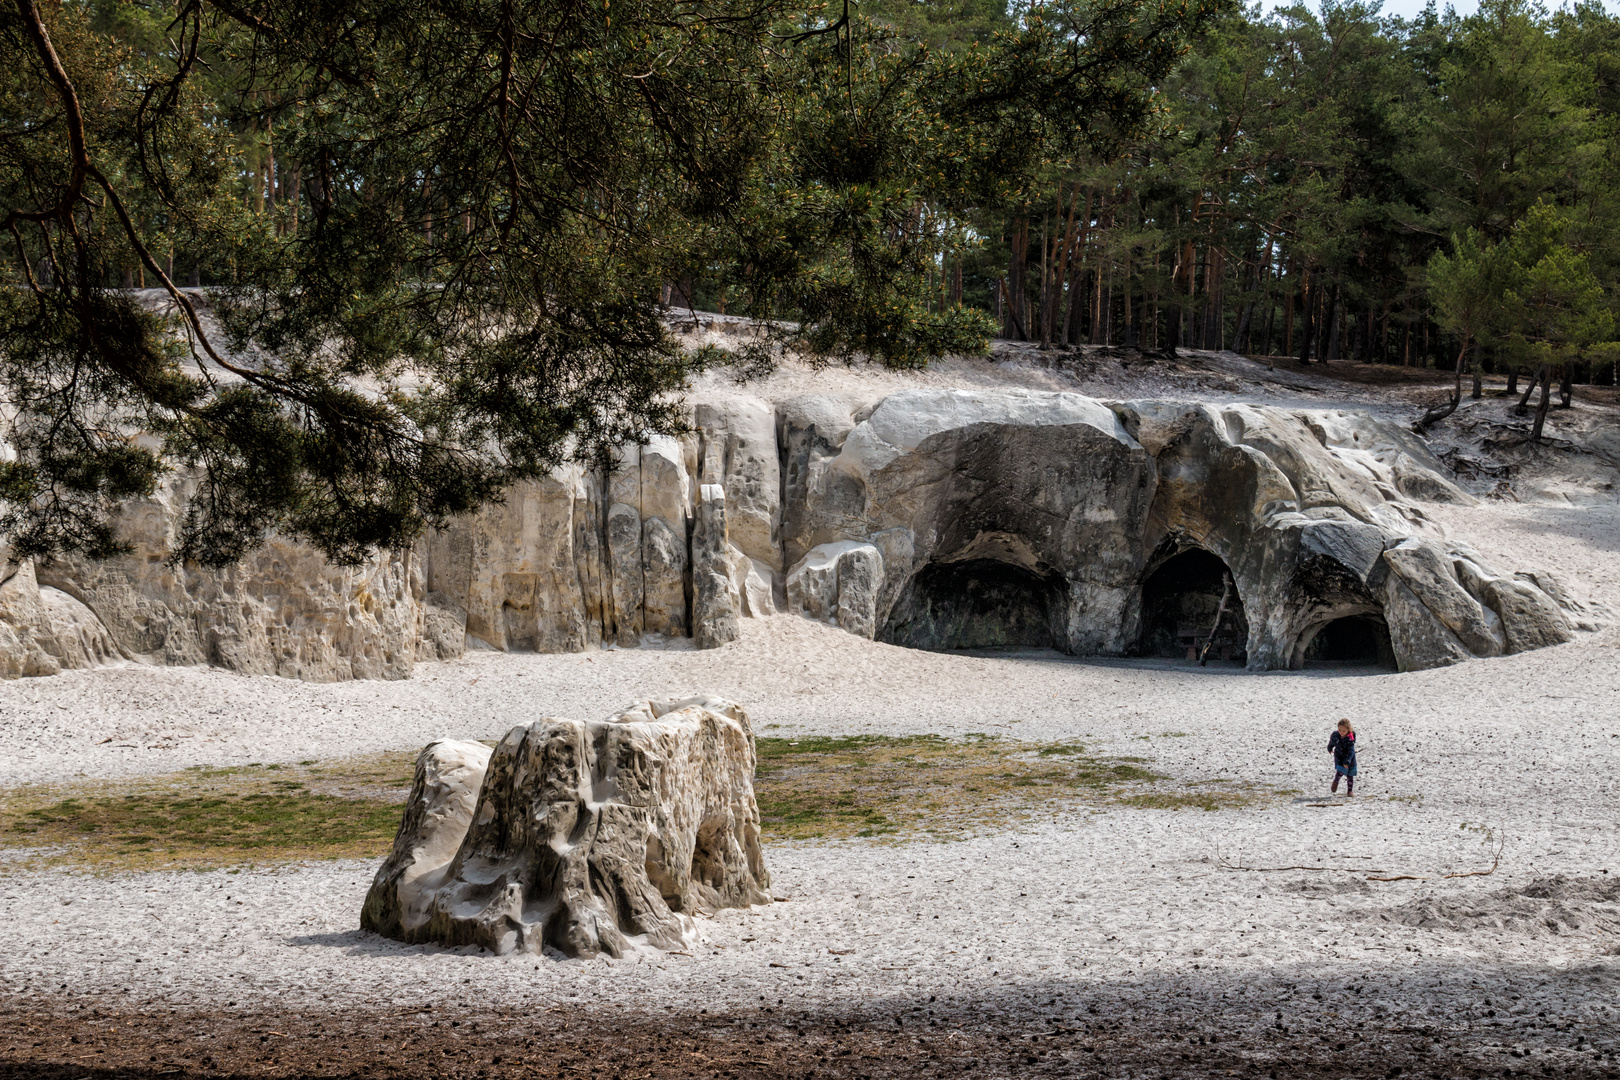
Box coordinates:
[361,696,771,958]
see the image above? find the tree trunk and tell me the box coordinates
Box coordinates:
[1416,338,1469,431]
[1120,202,1134,348]
[250,113,265,214]
[1070,268,1089,344]
[1148,252,1159,351]
[1532,367,1554,441]
[1506,368,1519,395]
[1180,233,1196,352]
[1234,302,1254,355]
[265,120,276,213]
[1039,215,1052,348]
[1063,188,1094,346]
[1515,366,1543,414]
[1201,245,1221,350]
[1282,261,1295,358]
[1007,219,1028,340]
[1091,199,1113,346]
[289,167,301,235]
[1051,186,1080,347]
[1262,296,1276,360]
[1198,573,1234,667]
[1298,270,1316,363]
[999,278,1028,341]
[1325,284,1342,361]
[1559,366,1573,408]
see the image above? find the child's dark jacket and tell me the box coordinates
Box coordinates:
[1328,730,1357,769]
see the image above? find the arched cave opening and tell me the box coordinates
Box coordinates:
[1303,615,1396,669]
[880,558,1069,652]
[1138,548,1249,664]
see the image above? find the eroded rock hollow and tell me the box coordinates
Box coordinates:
[361,696,770,958]
[0,384,1601,678]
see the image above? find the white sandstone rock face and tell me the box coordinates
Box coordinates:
[692,485,741,649]
[633,436,694,638]
[421,471,604,655]
[22,481,427,682]
[695,397,781,576]
[0,559,121,677]
[37,587,121,670]
[786,542,885,640]
[0,385,1592,679]
[778,391,1582,672]
[360,739,493,939]
[361,697,771,958]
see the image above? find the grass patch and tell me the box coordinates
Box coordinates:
[1,735,1285,871]
[0,753,418,873]
[753,737,1278,842]
[1118,789,1262,812]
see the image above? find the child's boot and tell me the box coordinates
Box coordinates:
[1331,775,1340,793]
[1346,779,1354,797]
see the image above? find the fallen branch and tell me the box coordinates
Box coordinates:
[1218,831,1504,881]
[1443,835,1504,879]
[1198,573,1235,667]
[1219,856,1389,874]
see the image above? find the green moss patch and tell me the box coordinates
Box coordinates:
[753,736,1273,842]
[0,754,418,873]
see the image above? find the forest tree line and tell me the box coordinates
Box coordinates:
[655,0,1620,441]
[930,0,1620,413]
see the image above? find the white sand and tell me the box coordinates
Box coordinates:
[1,503,1618,1038]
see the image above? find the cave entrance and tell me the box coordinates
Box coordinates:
[880,558,1069,652]
[1138,549,1248,664]
[1303,615,1396,669]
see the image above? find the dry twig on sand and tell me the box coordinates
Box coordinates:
[1217,831,1504,882]
[1440,833,1505,879]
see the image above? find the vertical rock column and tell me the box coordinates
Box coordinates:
[692,484,741,649]
[640,437,692,638]
[604,445,645,647]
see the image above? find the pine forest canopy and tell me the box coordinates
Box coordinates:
[0,0,1222,567]
[915,0,1620,437]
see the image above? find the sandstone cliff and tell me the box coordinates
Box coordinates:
[0,387,1596,678]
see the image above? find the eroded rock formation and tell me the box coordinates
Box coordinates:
[0,385,1600,678]
[361,696,770,958]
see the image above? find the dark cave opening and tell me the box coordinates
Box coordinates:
[1303,615,1396,669]
[1138,548,1249,664]
[880,558,1069,652]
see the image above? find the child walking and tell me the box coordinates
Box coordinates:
[1329,719,1357,796]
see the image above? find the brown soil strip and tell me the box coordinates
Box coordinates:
[1,1000,1614,1080]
